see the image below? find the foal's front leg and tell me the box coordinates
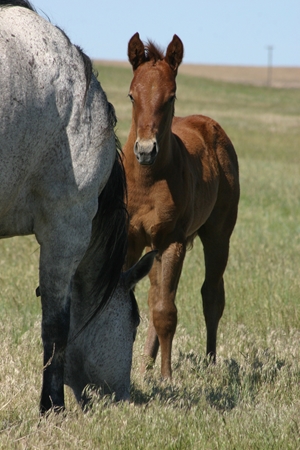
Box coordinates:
[146,242,186,379]
[141,257,160,373]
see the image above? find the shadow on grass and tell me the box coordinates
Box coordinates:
[204,359,241,412]
[130,349,286,413]
[131,380,203,409]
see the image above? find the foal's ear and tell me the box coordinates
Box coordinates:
[165,34,184,74]
[128,32,146,71]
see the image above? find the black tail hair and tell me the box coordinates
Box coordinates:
[89,142,128,309]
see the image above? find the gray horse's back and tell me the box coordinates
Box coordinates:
[0,6,115,237]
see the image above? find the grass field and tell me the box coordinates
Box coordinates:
[0,64,299,449]
[97,60,300,88]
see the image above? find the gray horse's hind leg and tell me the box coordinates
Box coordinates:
[37,216,92,413]
[40,290,71,413]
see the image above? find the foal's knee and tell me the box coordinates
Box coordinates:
[153,304,177,338]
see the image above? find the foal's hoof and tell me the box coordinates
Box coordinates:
[140,355,155,374]
[206,352,217,365]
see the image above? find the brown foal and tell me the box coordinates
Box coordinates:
[123,32,240,378]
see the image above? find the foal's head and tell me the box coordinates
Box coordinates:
[127,33,184,165]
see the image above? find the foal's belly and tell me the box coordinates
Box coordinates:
[130,197,215,250]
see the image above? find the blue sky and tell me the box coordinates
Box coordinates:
[33,0,299,67]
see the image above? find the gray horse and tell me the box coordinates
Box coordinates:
[0,0,152,413]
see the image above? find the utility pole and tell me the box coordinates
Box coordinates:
[267,45,273,87]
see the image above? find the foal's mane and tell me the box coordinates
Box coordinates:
[145,40,164,63]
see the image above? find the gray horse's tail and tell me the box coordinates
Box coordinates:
[70,130,128,338]
[90,142,128,311]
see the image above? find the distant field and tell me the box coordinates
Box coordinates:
[96,59,300,88]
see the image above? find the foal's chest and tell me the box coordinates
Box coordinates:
[128,180,183,246]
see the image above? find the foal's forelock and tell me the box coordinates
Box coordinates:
[144,41,164,63]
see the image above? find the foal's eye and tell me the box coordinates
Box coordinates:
[128,93,134,103]
[169,94,176,103]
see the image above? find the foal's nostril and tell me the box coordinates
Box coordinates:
[150,142,157,159]
[134,139,158,165]
[134,141,139,155]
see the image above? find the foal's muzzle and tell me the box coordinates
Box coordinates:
[134,139,158,165]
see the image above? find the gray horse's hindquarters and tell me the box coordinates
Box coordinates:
[0,1,128,413]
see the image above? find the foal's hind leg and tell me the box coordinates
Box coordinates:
[198,226,231,362]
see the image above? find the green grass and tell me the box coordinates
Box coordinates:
[0,65,299,449]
